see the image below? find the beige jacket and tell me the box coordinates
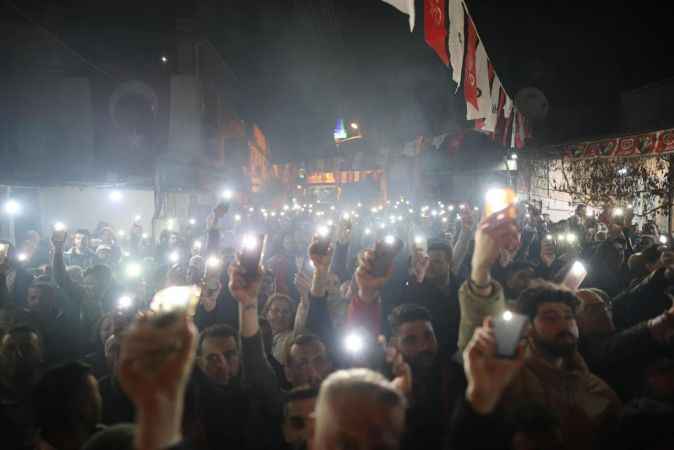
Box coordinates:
[458,280,622,450]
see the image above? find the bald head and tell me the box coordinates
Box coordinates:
[312,369,406,450]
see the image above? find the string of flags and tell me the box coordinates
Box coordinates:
[381,0,531,149]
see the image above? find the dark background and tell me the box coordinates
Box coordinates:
[3,0,674,163]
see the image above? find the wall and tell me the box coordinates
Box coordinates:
[37,187,155,235]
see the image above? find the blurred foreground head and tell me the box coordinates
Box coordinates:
[311,368,406,450]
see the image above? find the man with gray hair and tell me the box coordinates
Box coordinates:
[311,368,407,450]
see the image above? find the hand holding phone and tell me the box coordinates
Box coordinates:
[373,236,403,277]
[492,311,528,358]
[562,261,587,291]
[240,234,265,281]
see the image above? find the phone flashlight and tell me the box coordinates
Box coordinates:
[364,228,372,236]
[17,253,27,262]
[242,234,258,251]
[566,233,578,243]
[169,251,180,263]
[343,331,365,355]
[613,208,624,217]
[54,222,66,232]
[189,218,197,226]
[546,234,554,241]
[193,240,203,250]
[570,261,586,277]
[660,235,669,244]
[142,233,149,240]
[222,189,234,200]
[414,235,425,245]
[207,256,221,269]
[126,262,143,278]
[384,235,396,245]
[134,214,142,222]
[118,295,133,310]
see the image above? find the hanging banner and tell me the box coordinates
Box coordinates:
[553,128,674,159]
[424,0,449,66]
[447,0,465,88]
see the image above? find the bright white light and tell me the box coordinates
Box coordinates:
[283,205,290,211]
[474,206,479,211]
[327,220,334,227]
[408,209,414,214]
[448,205,455,211]
[118,295,133,310]
[169,251,180,263]
[571,261,586,277]
[271,212,277,217]
[118,230,126,237]
[207,256,221,268]
[297,185,302,190]
[442,217,448,223]
[526,213,531,219]
[510,153,518,160]
[459,204,465,210]
[364,228,372,235]
[414,235,424,245]
[344,332,365,354]
[502,310,513,321]
[160,55,168,63]
[134,214,141,222]
[249,207,255,213]
[660,235,668,244]
[317,226,330,238]
[109,190,123,202]
[357,203,363,208]
[384,235,395,245]
[193,240,202,250]
[167,218,175,231]
[17,253,27,262]
[126,262,142,278]
[557,234,566,242]
[566,233,577,243]
[4,200,20,215]
[431,210,438,217]
[379,223,386,230]
[189,218,196,226]
[613,208,624,217]
[342,212,350,220]
[350,122,359,130]
[222,189,234,200]
[242,234,258,251]
[586,209,593,218]
[235,214,242,222]
[486,188,508,212]
[54,222,66,232]
[627,205,633,210]
[618,167,628,176]
[142,233,149,239]
[546,234,553,241]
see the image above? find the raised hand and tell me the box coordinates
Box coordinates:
[463,317,525,414]
[294,271,312,300]
[228,256,261,307]
[119,313,197,450]
[355,249,392,302]
[540,238,555,268]
[379,335,412,399]
[411,249,430,284]
[309,237,333,273]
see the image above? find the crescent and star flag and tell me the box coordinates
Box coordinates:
[424,0,449,65]
[381,0,416,31]
[447,0,465,88]
[463,17,480,119]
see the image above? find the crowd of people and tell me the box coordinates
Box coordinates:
[1,193,674,450]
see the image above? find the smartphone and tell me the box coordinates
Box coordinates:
[240,234,265,280]
[373,236,403,277]
[493,311,528,358]
[53,223,67,244]
[483,188,517,231]
[412,235,427,253]
[563,261,587,291]
[314,226,331,255]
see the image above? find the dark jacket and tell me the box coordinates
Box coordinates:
[579,322,667,401]
[612,267,673,331]
[98,375,134,425]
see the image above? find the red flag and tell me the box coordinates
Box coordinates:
[493,87,507,141]
[424,0,449,65]
[463,17,479,117]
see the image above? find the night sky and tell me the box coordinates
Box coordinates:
[4,0,674,162]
